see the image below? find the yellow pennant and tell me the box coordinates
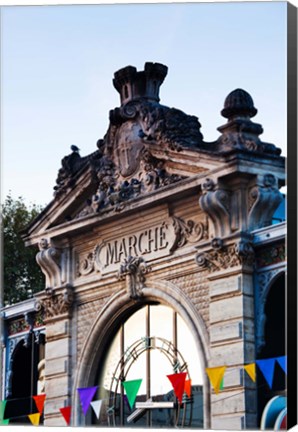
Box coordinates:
[28,413,41,426]
[206,366,226,394]
[244,363,256,382]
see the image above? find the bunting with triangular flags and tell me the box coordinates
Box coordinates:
[28,413,41,426]
[77,386,98,415]
[206,366,226,394]
[33,394,46,414]
[90,400,102,419]
[244,363,256,382]
[184,379,192,398]
[60,406,71,425]
[276,356,287,374]
[167,372,187,403]
[256,358,276,389]
[122,379,142,409]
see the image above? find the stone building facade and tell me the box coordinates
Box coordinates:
[1,63,286,429]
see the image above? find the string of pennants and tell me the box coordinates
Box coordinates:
[0,355,286,426]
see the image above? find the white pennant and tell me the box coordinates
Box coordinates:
[90,400,102,419]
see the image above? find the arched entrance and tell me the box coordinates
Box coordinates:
[74,281,210,428]
[257,272,286,424]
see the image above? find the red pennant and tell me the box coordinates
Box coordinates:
[167,372,187,403]
[60,406,71,425]
[184,379,192,398]
[33,394,46,414]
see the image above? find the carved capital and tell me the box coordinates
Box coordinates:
[199,178,231,238]
[118,256,151,300]
[195,239,255,272]
[37,284,74,320]
[36,238,61,289]
[248,174,283,230]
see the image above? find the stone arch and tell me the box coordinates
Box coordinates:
[73,279,211,428]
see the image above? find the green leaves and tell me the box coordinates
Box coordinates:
[2,193,45,305]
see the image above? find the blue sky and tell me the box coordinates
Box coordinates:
[1,1,287,207]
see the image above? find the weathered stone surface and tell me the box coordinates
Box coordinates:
[45,338,70,360]
[210,321,242,343]
[45,358,68,376]
[46,320,69,340]
[77,298,105,357]
[210,275,241,298]
[45,374,70,399]
[209,340,255,367]
[210,295,254,324]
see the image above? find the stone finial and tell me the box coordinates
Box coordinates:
[217,88,281,156]
[113,62,168,105]
[221,88,257,120]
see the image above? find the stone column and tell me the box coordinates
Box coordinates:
[196,237,257,429]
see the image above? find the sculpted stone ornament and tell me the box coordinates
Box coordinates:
[118,256,151,300]
[217,89,281,156]
[36,238,62,289]
[35,284,74,320]
[248,174,283,230]
[199,178,231,238]
[195,238,255,272]
[170,216,208,252]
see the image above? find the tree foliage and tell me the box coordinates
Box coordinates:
[2,194,45,305]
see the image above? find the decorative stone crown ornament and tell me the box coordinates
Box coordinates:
[217,88,281,155]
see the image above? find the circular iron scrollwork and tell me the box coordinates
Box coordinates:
[107,336,193,427]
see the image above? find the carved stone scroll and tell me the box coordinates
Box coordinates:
[248,174,283,230]
[199,178,231,238]
[36,238,61,289]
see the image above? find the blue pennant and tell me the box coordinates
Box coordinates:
[256,358,276,389]
[276,356,287,374]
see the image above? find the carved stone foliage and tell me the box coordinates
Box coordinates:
[195,239,255,272]
[36,238,62,289]
[35,284,74,320]
[117,256,151,300]
[248,174,283,230]
[199,178,231,238]
[170,216,208,252]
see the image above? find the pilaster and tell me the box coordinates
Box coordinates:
[196,237,257,429]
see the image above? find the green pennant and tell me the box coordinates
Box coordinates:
[219,377,224,390]
[0,401,7,421]
[0,419,9,425]
[122,379,142,409]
